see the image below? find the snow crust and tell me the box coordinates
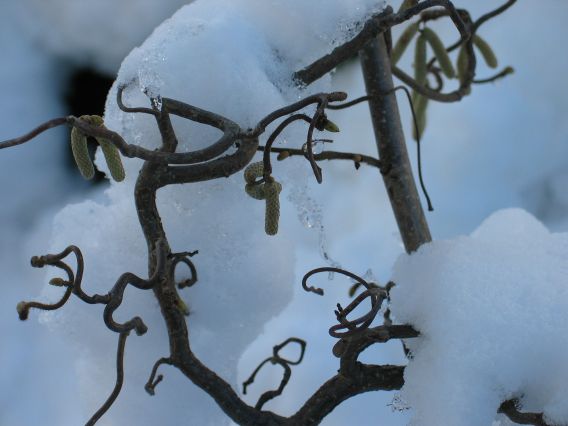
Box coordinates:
[391,208,568,425]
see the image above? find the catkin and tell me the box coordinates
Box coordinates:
[473,34,498,69]
[412,92,429,141]
[70,127,95,180]
[244,161,264,184]
[414,33,428,86]
[264,180,282,236]
[457,44,469,85]
[245,183,265,200]
[422,28,455,79]
[243,161,282,235]
[323,119,340,133]
[391,22,419,65]
[98,139,125,182]
[398,0,418,12]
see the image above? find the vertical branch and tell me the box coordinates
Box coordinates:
[359,35,432,253]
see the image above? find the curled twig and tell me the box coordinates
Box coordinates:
[331,287,387,338]
[145,357,173,396]
[242,338,307,410]
[302,266,375,296]
[171,251,199,289]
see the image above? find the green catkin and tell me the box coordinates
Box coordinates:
[422,27,455,79]
[323,119,340,133]
[70,115,126,181]
[473,34,498,69]
[398,0,418,13]
[98,139,125,182]
[243,161,282,236]
[412,92,429,141]
[70,127,95,180]
[457,44,469,85]
[244,161,264,184]
[264,180,282,236]
[391,22,419,65]
[414,33,428,86]
[245,183,266,200]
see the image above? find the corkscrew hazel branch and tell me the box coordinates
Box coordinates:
[242,338,307,410]
[145,357,173,396]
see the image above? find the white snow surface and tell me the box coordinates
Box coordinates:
[13,0,193,74]
[391,208,568,425]
[39,0,387,424]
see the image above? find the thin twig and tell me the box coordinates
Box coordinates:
[145,357,173,396]
[85,332,129,426]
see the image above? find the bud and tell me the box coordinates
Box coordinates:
[323,119,340,133]
[16,302,29,321]
[49,277,66,287]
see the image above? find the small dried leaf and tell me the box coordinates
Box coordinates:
[277,151,290,161]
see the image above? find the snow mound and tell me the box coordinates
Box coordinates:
[391,208,568,425]
[14,0,192,74]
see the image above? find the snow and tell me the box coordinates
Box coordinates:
[1,0,568,425]
[35,0,388,424]
[12,0,193,74]
[391,208,568,425]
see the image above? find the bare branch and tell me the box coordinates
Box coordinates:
[0,117,69,149]
[259,145,383,171]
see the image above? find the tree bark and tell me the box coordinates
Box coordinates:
[359,35,432,253]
